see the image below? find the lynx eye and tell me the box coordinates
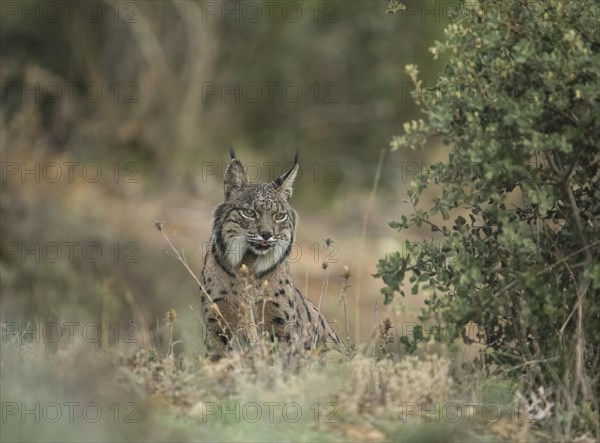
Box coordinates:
[273,212,287,222]
[241,209,256,218]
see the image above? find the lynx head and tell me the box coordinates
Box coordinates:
[211,150,299,277]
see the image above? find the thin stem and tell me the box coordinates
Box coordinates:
[312,265,330,348]
[355,148,386,342]
[339,272,353,351]
[155,222,237,353]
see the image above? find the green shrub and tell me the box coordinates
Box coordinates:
[377,0,599,437]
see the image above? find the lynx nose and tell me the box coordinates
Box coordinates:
[259,231,273,241]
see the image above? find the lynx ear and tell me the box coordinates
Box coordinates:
[224,151,248,199]
[273,158,299,201]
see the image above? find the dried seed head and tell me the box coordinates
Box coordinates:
[322,262,329,270]
[342,265,352,279]
[378,317,393,339]
[154,221,164,231]
[239,301,250,318]
[165,308,177,326]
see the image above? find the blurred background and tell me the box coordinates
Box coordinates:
[1,0,448,353]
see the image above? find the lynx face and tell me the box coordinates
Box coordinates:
[211,156,298,277]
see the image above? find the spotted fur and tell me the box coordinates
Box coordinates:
[200,151,347,359]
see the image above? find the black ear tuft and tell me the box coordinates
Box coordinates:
[224,154,248,200]
[272,158,299,201]
[293,151,299,166]
[229,146,236,159]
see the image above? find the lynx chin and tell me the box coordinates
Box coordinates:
[200,149,347,359]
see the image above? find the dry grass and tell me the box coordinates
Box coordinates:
[2,310,566,443]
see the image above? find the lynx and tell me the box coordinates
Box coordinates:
[200,150,346,359]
